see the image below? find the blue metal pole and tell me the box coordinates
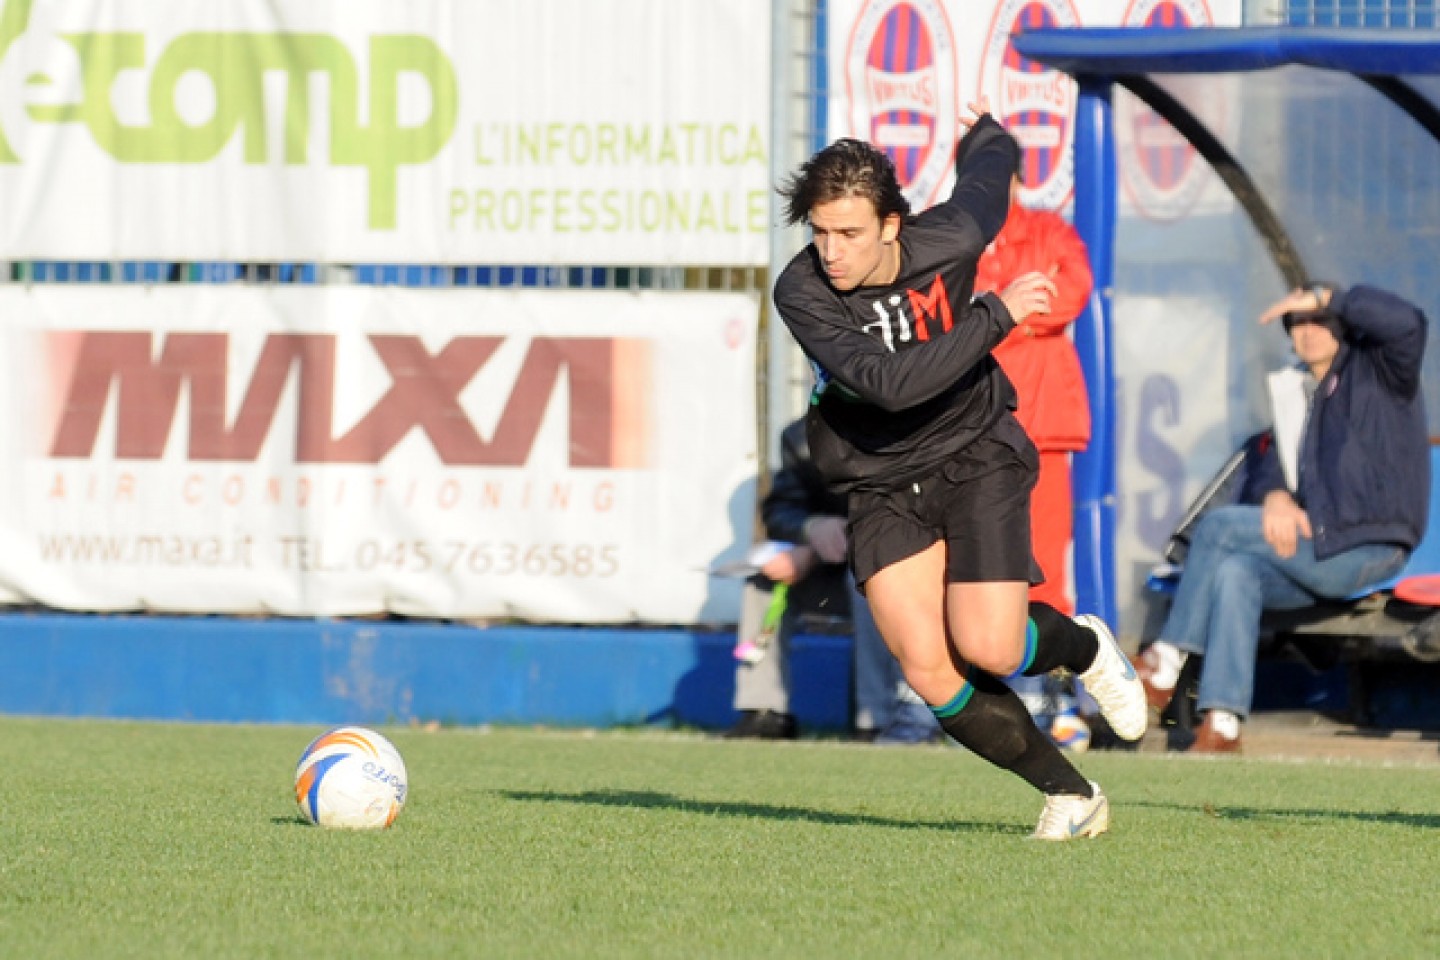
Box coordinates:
[1070,78,1118,625]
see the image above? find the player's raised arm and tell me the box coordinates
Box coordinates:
[943,102,1019,244]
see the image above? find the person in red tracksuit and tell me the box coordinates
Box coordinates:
[976,172,1094,616]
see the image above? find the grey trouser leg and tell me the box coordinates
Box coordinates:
[733,580,791,712]
[849,572,901,731]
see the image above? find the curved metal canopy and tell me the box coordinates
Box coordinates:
[1012,27,1440,287]
[1011,26,1440,77]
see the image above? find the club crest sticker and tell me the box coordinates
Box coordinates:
[979,0,1080,212]
[1117,0,1215,220]
[843,0,959,211]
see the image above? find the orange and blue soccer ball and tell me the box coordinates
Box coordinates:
[294,726,408,829]
[1050,710,1092,753]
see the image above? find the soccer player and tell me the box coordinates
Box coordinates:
[771,102,1146,840]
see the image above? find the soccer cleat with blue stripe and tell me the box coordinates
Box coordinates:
[1030,780,1110,841]
[1074,613,1148,741]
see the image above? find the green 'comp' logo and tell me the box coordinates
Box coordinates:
[0,0,459,230]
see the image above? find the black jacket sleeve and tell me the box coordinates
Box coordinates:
[762,420,843,542]
[776,284,1015,412]
[762,442,816,544]
[940,113,1020,246]
[1332,284,1428,399]
[1247,437,1288,500]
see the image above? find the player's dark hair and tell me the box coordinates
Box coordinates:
[779,138,910,226]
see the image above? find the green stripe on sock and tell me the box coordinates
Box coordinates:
[930,682,974,719]
[1003,619,1039,680]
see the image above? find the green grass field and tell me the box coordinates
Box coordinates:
[3,717,1439,959]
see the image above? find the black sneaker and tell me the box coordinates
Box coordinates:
[723,709,798,740]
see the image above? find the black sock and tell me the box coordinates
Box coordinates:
[1021,602,1100,676]
[934,670,1092,797]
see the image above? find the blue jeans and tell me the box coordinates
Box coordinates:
[849,570,904,730]
[1159,505,1407,718]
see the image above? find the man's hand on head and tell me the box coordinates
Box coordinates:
[1259,285,1335,326]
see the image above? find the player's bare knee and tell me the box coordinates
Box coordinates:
[965,647,1024,678]
[898,662,954,705]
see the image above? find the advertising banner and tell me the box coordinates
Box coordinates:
[1111,294,1233,629]
[0,0,771,265]
[826,0,1241,215]
[0,285,760,622]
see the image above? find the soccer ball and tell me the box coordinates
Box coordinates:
[294,726,409,829]
[1050,710,1092,753]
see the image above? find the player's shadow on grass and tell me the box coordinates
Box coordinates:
[499,788,1028,835]
[1134,800,1440,829]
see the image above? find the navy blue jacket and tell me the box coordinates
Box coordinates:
[1250,284,1430,560]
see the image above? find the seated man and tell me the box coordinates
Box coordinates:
[1135,283,1430,752]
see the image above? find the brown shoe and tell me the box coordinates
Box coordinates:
[1131,647,1176,712]
[1189,714,1242,754]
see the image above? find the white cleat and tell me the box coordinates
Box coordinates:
[1030,780,1110,841]
[1075,613,1148,741]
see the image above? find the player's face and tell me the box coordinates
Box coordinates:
[1289,320,1340,372]
[808,197,901,292]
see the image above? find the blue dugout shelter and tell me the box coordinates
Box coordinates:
[1010,27,1440,629]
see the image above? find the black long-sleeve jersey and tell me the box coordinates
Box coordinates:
[773,115,1024,496]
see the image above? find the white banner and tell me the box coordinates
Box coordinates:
[0,285,760,622]
[0,0,771,265]
[1112,294,1233,631]
[826,0,1241,215]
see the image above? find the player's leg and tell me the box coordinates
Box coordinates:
[942,436,1145,741]
[958,589,1098,680]
[937,576,1108,839]
[851,471,1107,838]
[868,560,1097,807]
[861,541,956,706]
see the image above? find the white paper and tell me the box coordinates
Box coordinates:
[709,540,795,579]
[1267,366,1310,493]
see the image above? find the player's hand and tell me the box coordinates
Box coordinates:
[998,271,1056,323]
[803,515,849,565]
[959,98,993,134]
[1259,286,1332,326]
[760,545,818,584]
[1262,490,1312,558]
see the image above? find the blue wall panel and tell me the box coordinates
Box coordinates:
[0,614,853,733]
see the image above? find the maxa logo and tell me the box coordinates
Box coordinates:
[843,0,958,211]
[979,0,1080,212]
[1118,0,1215,221]
[45,332,652,468]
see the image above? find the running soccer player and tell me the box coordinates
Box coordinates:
[771,102,1146,840]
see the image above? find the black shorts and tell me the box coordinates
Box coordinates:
[848,418,1044,588]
